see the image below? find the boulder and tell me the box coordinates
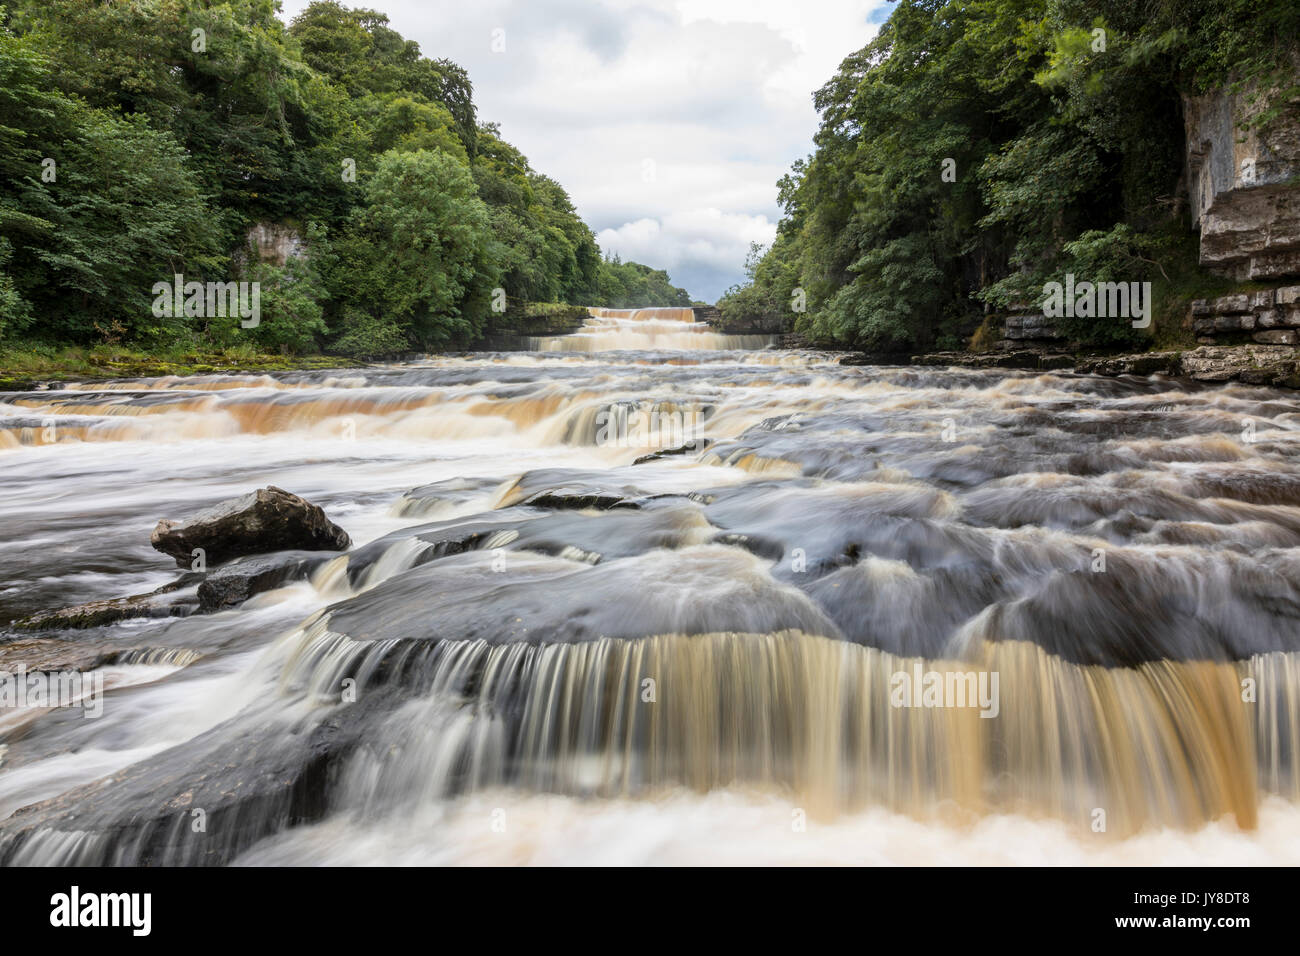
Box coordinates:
[151,486,350,568]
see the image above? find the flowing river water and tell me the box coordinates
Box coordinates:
[1,306,1300,865]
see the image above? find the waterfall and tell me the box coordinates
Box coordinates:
[2,341,1299,865]
[529,307,775,351]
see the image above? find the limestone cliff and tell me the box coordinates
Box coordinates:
[1184,78,1300,280]
[242,222,308,268]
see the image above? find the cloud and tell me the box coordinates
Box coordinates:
[597,210,777,300]
[278,0,887,301]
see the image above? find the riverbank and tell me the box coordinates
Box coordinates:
[0,344,367,391]
[9,330,1300,393]
[853,343,1300,389]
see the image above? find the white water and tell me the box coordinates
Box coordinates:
[2,308,1299,865]
[529,307,775,351]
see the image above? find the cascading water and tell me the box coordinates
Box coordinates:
[529,306,775,351]
[2,316,1300,865]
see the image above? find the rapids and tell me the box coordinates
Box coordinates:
[1,306,1299,864]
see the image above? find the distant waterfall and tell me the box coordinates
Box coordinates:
[528,307,775,351]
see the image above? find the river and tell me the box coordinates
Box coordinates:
[1,307,1298,864]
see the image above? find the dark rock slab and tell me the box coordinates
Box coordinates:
[634,438,713,464]
[324,545,840,648]
[346,499,712,586]
[13,573,204,631]
[196,551,336,611]
[497,468,661,511]
[0,693,398,866]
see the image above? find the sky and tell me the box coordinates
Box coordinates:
[279,0,888,302]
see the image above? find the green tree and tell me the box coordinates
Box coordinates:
[334,149,497,349]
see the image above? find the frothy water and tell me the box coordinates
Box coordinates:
[529,307,775,351]
[1,308,1299,864]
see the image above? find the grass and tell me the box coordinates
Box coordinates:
[0,342,361,390]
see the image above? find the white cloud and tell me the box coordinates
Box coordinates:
[278,0,887,300]
[597,209,777,299]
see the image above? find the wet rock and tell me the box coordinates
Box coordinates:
[524,486,642,509]
[0,692,399,866]
[345,513,533,587]
[14,574,204,630]
[1073,345,1300,387]
[837,352,913,366]
[1075,352,1182,377]
[0,638,116,672]
[347,500,713,586]
[196,551,335,611]
[975,554,1300,666]
[697,306,786,336]
[0,638,199,673]
[393,476,503,518]
[987,348,1040,369]
[906,350,1079,372]
[151,486,351,568]
[805,561,1005,657]
[633,438,713,464]
[475,303,590,350]
[701,481,975,579]
[14,596,185,631]
[497,468,659,511]
[324,545,840,649]
[709,531,785,562]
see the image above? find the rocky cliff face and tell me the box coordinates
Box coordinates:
[1001,310,1065,346]
[243,222,308,268]
[695,306,788,335]
[1184,80,1300,280]
[1186,287,1300,346]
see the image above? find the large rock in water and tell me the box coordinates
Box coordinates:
[151,486,351,568]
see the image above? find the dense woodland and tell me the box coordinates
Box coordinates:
[0,1,690,360]
[720,0,1300,352]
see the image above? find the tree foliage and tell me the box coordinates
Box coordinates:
[721,0,1300,351]
[0,1,682,355]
